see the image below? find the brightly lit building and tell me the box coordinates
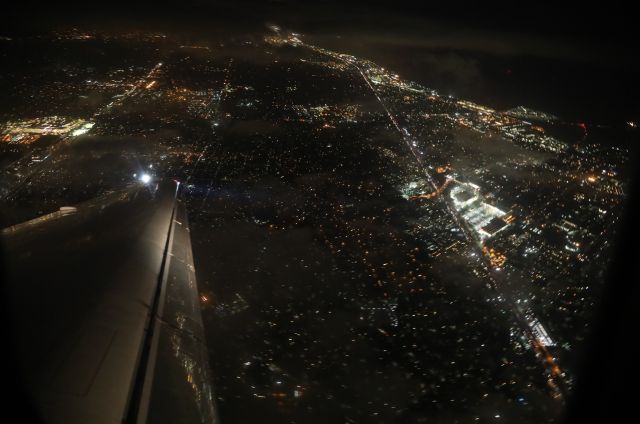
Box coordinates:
[450,182,509,242]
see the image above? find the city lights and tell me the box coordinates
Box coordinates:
[0,26,632,424]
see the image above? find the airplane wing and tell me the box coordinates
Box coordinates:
[1,181,218,424]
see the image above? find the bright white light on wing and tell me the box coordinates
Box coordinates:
[140,173,152,184]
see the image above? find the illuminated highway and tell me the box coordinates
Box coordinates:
[296,36,569,399]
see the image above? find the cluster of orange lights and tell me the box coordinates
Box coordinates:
[410,178,452,200]
[271,393,287,399]
[1,133,41,145]
[483,246,507,268]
